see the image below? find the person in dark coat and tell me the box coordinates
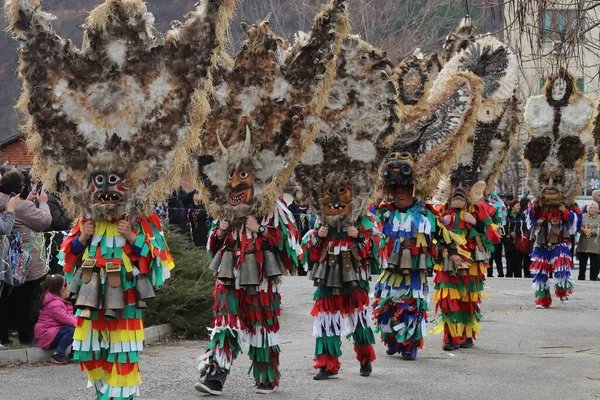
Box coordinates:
[184,190,211,247]
[167,191,187,233]
[504,200,527,278]
[287,188,310,276]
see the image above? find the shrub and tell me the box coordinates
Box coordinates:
[145,229,215,339]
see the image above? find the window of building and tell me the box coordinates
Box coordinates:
[542,9,576,42]
[537,76,585,93]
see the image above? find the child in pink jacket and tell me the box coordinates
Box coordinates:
[34,274,76,364]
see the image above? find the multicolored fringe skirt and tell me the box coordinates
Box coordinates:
[530,243,574,307]
[72,300,144,399]
[311,280,376,373]
[433,262,485,345]
[373,268,428,358]
[198,280,281,387]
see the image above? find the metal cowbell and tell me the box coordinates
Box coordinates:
[418,253,428,271]
[136,274,156,300]
[400,248,412,274]
[208,251,223,272]
[341,251,358,284]
[325,261,342,289]
[218,251,235,282]
[75,270,100,312]
[239,253,259,286]
[67,267,83,295]
[388,251,400,269]
[263,250,283,278]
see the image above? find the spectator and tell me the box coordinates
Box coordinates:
[44,177,72,275]
[520,197,532,278]
[0,170,52,345]
[288,188,310,276]
[167,190,187,233]
[577,200,600,281]
[583,190,600,213]
[504,200,526,278]
[489,213,505,278]
[0,195,21,298]
[34,274,76,364]
[184,190,211,247]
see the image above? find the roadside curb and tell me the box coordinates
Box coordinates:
[0,323,173,366]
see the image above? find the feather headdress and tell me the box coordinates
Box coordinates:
[5,0,235,219]
[383,70,482,200]
[294,35,398,229]
[524,69,592,206]
[396,50,442,124]
[196,0,350,223]
[434,33,520,200]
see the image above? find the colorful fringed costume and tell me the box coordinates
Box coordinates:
[5,0,236,398]
[433,201,500,348]
[302,215,383,375]
[373,201,460,359]
[61,216,174,399]
[192,0,351,394]
[198,200,301,389]
[522,69,593,308]
[526,206,579,307]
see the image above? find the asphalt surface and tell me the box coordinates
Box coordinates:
[1,276,600,400]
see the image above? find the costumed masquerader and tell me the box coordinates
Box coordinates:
[432,31,519,350]
[373,48,482,361]
[295,32,400,380]
[5,0,236,398]
[195,0,350,395]
[523,69,592,308]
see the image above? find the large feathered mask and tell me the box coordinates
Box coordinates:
[524,69,592,206]
[434,33,520,203]
[382,69,482,200]
[294,35,398,229]
[196,0,350,223]
[5,0,235,219]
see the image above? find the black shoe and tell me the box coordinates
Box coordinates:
[360,361,372,377]
[195,379,223,396]
[443,342,459,351]
[256,384,275,394]
[313,367,338,380]
[50,353,67,364]
[459,338,474,348]
[386,348,397,356]
[498,275,505,278]
[401,353,415,361]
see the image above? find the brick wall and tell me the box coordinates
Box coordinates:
[1,139,33,168]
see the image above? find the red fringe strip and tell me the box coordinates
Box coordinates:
[314,354,341,374]
[354,344,376,365]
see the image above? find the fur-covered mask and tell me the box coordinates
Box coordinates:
[197,0,350,224]
[447,165,485,208]
[524,70,592,206]
[295,34,398,229]
[380,71,482,198]
[87,152,129,220]
[6,0,236,219]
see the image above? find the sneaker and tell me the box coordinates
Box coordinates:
[401,353,415,361]
[560,297,568,304]
[535,304,545,309]
[459,338,473,349]
[313,367,338,380]
[256,384,275,394]
[443,342,459,351]
[359,361,372,377]
[195,379,223,396]
[50,353,67,364]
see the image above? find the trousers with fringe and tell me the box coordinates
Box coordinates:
[198,280,281,387]
[311,282,376,373]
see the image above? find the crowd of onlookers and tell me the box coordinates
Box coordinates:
[488,192,600,281]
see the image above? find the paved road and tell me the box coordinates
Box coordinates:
[1,276,600,400]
